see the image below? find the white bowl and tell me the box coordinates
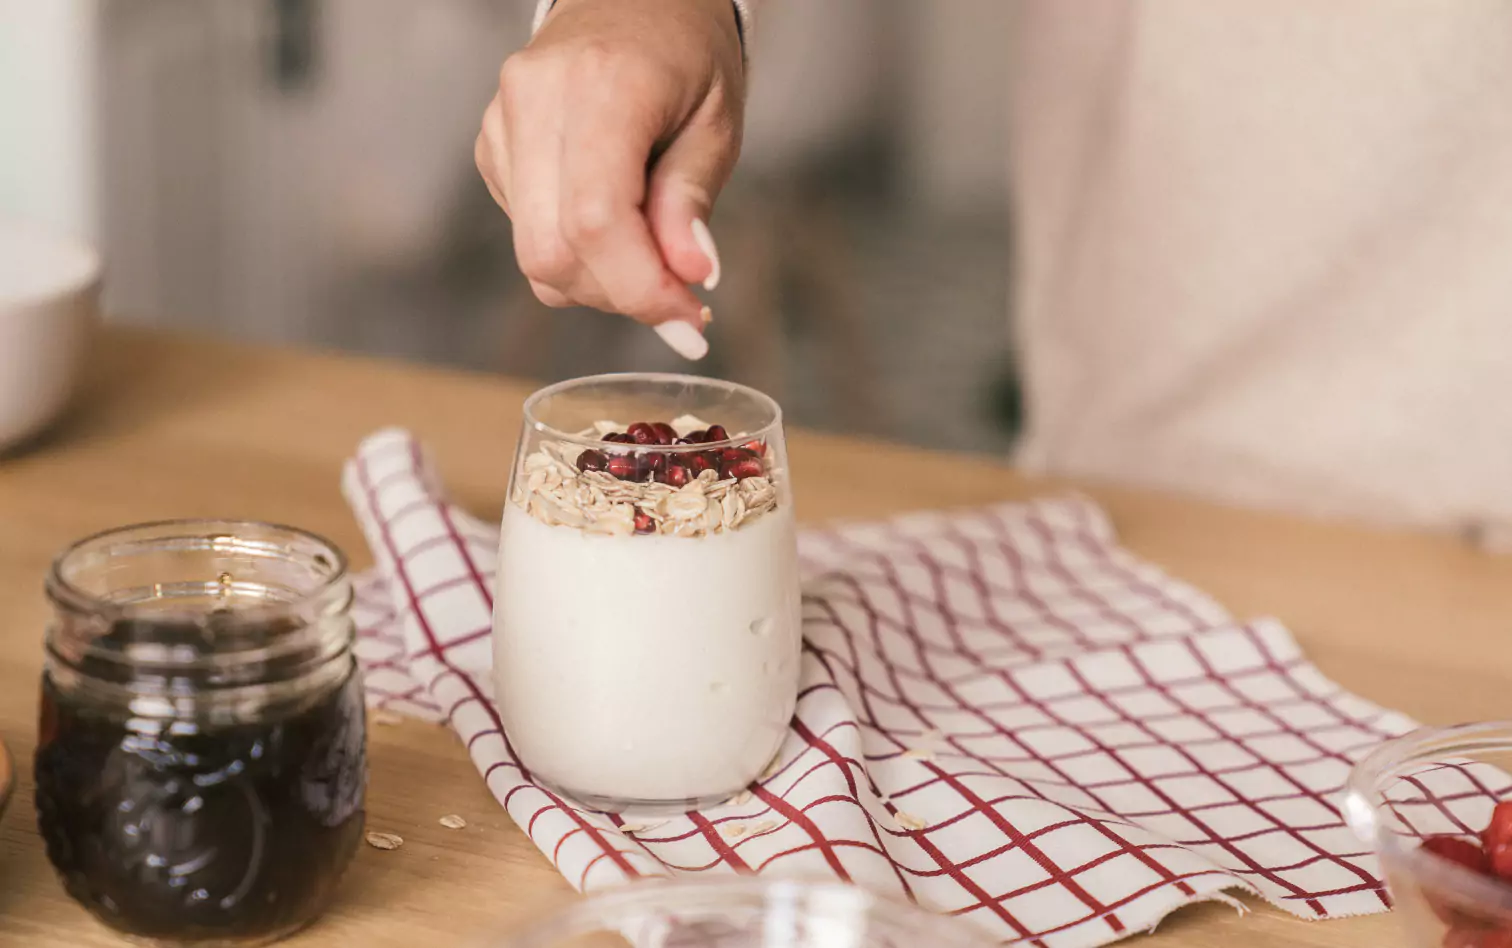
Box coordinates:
[0,222,100,451]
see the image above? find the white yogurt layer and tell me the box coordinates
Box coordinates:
[494,502,801,806]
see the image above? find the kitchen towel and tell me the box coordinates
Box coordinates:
[342,427,1435,948]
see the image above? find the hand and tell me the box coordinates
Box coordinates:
[475,0,745,359]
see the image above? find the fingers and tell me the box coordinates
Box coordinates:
[646,91,741,290]
[474,97,511,215]
[557,64,707,330]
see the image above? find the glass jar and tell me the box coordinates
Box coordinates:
[495,373,801,813]
[36,520,366,947]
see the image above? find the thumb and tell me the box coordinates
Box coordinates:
[646,118,739,292]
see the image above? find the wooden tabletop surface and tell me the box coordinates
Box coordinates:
[2,327,1509,947]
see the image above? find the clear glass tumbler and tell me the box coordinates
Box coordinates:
[494,373,801,813]
[497,878,994,948]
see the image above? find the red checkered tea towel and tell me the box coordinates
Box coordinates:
[342,428,1421,947]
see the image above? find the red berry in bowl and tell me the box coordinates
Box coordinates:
[721,447,755,463]
[628,422,657,445]
[576,449,609,473]
[1485,802,1512,853]
[633,510,654,534]
[607,455,639,480]
[741,440,767,457]
[603,432,633,444]
[705,424,729,443]
[689,453,715,474]
[1422,836,1491,875]
[651,422,677,444]
[682,429,707,443]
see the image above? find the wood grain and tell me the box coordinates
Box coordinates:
[2,327,1507,946]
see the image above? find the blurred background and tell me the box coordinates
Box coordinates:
[0,0,1018,454]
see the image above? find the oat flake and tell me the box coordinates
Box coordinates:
[366,831,405,851]
[438,815,467,830]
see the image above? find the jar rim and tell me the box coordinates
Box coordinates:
[46,518,350,622]
[521,372,784,452]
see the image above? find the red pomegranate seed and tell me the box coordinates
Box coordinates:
[705,424,729,443]
[576,449,609,473]
[640,453,665,478]
[1423,836,1491,875]
[741,440,767,457]
[627,422,657,445]
[1485,802,1512,853]
[723,457,764,480]
[659,462,690,488]
[602,432,633,444]
[721,447,755,463]
[607,455,639,480]
[651,422,677,444]
[689,453,715,474]
[633,510,654,534]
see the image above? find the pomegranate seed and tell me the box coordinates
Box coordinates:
[651,422,677,444]
[683,429,708,443]
[640,454,665,478]
[742,440,767,457]
[1423,836,1491,875]
[723,457,764,480]
[576,449,609,473]
[1485,802,1512,853]
[689,453,715,474]
[607,455,639,480]
[633,510,654,534]
[659,462,690,488]
[721,447,755,463]
[628,422,657,445]
[602,432,633,444]
[705,424,729,443]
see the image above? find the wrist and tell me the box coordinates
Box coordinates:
[533,0,752,59]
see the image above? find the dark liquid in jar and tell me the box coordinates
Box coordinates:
[34,617,367,944]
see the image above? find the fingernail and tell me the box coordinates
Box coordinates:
[691,218,721,291]
[654,320,709,361]
[700,305,713,326]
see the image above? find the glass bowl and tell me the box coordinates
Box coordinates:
[1346,722,1512,947]
[497,878,994,948]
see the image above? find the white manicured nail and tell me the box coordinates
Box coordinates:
[654,321,709,361]
[691,218,721,291]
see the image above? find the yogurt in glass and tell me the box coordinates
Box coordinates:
[494,375,801,812]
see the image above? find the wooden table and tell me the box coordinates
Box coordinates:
[3,328,1509,947]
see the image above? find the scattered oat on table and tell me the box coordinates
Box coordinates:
[727,790,753,807]
[438,814,467,830]
[721,822,748,840]
[366,831,405,851]
[895,812,927,831]
[619,821,667,835]
[751,820,777,835]
[373,711,405,727]
[760,757,782,781]
[902,747,934,761]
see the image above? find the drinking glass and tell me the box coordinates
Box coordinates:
[494,373,800,813]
